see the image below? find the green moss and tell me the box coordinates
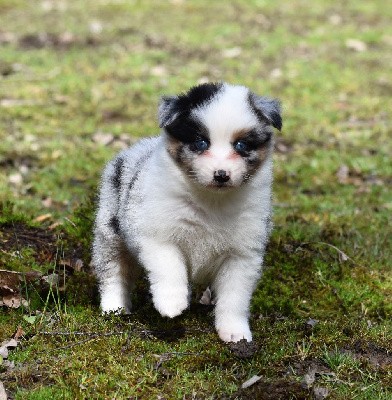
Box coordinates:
[0,0,391,398]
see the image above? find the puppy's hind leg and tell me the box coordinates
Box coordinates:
[92,226,138,314]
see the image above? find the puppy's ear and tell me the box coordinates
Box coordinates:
[158,96,179,128]
[248,93,282,131]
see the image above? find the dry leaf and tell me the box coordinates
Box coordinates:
[270,68,283,79]
[0,270,20,294]
[0,347,8,359]
[48,221,63,230]
[313,386,329,399]
[92,132,114,146]
[302,371,315,388]
[241,375,261,389]
[41,197,53,208]
[150,65,167,77]
[0,339,18,359]
[89,20,103,34]
[336,164,349,183]
[0,31,17,44]
[33,213,52,223]
[0,270,41,308]
[8,172,23,186]
[199,287,215,305]
[329,14,342,25]
[0,295,29,308]
[13,326,25,340]
[0,381,7,400]
[346,38,367,52]
[222,47,242,58]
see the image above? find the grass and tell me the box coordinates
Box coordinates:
[1,0,391,398]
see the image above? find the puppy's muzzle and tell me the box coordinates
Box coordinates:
[214,170,230,183]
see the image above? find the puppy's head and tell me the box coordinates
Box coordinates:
[159,82,282,190]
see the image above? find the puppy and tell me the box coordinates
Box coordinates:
[92,82,282,342]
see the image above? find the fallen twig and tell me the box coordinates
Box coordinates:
[38,330,127,337]
[297,241,359,265]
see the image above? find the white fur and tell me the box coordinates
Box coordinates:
[92,83,279,342]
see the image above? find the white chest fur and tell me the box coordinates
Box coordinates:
[127,147,271,285]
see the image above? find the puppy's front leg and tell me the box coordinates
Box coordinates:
[139,239,189,318]
[213,255,261,342]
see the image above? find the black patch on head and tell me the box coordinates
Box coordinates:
[112,157,124,190]
[248,93,282,131]
[109,215,120,235]
[175,82,223,112]
[165,116,209,144]
[159,82,223,137]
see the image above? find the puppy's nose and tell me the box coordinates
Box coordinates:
[214,170,230,183]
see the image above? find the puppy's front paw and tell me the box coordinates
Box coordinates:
[216,319,252,343]
[152,286,189,318]
[101,306,131,315]
[100,293,132,315]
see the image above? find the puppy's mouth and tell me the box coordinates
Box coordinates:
[206,181,234,190]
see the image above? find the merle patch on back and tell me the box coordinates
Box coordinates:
[112,157,124,190]
[109,215,120,235]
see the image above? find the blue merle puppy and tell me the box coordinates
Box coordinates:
[92,82,282,342]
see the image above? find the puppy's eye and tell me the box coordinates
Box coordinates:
[192,139,209,152]
[233,140,248,153]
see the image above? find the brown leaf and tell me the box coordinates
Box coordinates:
[48,221,63,230]
[0,295,28,308]
[13,326,25,340]
[0,271,20,299]
[33,213,53,223]
[0,270,41,309]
